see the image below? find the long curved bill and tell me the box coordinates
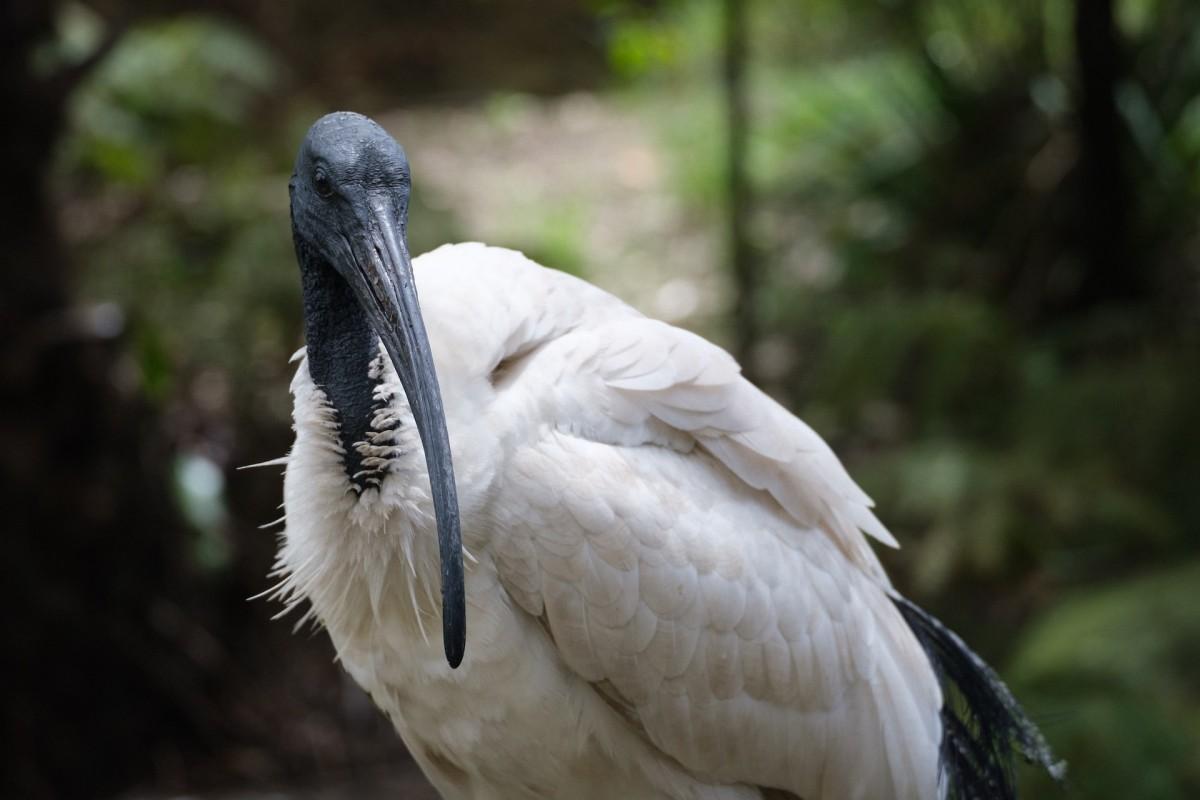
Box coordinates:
[347,196,465,668]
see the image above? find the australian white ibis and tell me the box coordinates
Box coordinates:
[268,111,1062,799]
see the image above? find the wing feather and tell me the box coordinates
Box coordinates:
[512,317,900,585]
[491,432,943,799]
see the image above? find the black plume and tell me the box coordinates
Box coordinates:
[893,596,1066,799]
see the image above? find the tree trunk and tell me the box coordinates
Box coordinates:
[723,0,759,379]
[1073,0,1136,306]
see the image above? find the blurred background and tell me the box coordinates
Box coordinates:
[4,0,1199,797]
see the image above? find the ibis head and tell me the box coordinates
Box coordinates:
[288,112,465,668]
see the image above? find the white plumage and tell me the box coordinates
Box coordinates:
[274,243,946,799]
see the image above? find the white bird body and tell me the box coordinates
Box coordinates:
[277,243,946,799]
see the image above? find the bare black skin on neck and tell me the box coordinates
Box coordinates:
[295,237,389,490]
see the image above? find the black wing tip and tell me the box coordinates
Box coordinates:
[892,595,1066,800]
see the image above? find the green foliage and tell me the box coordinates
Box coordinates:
[599,0,716,81]
[606,12,687,80]
[1011,561,1200,798]
[65,15,281,186]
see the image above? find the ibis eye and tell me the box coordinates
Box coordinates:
[314,170,334,198]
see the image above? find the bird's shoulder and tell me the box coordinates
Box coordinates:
[413,242,640,365]
[482,298,896,585]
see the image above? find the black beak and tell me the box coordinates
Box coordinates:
[346,195,465,668]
